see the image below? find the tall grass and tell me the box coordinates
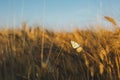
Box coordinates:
[0,17,120,80]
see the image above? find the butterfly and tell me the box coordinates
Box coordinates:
[70,40,83,53]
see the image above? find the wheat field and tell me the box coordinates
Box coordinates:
[0,17,120,80]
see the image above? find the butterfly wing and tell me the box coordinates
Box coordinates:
[70,40,83,53]
[70,40,80,49]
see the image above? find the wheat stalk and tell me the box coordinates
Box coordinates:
[104,16,117,26]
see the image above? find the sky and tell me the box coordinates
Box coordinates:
[0,0,120,30]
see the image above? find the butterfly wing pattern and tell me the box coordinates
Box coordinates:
[70,40,83,53]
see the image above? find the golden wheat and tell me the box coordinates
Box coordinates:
[0,17,119,80]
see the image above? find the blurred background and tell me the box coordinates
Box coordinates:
[0,0,120,30]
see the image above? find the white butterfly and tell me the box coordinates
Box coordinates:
[70,40,80,49]
[70,40,83,53]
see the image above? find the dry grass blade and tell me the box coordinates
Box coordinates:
[104,16,117,26]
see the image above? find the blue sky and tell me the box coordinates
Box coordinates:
[0,0,120,29]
